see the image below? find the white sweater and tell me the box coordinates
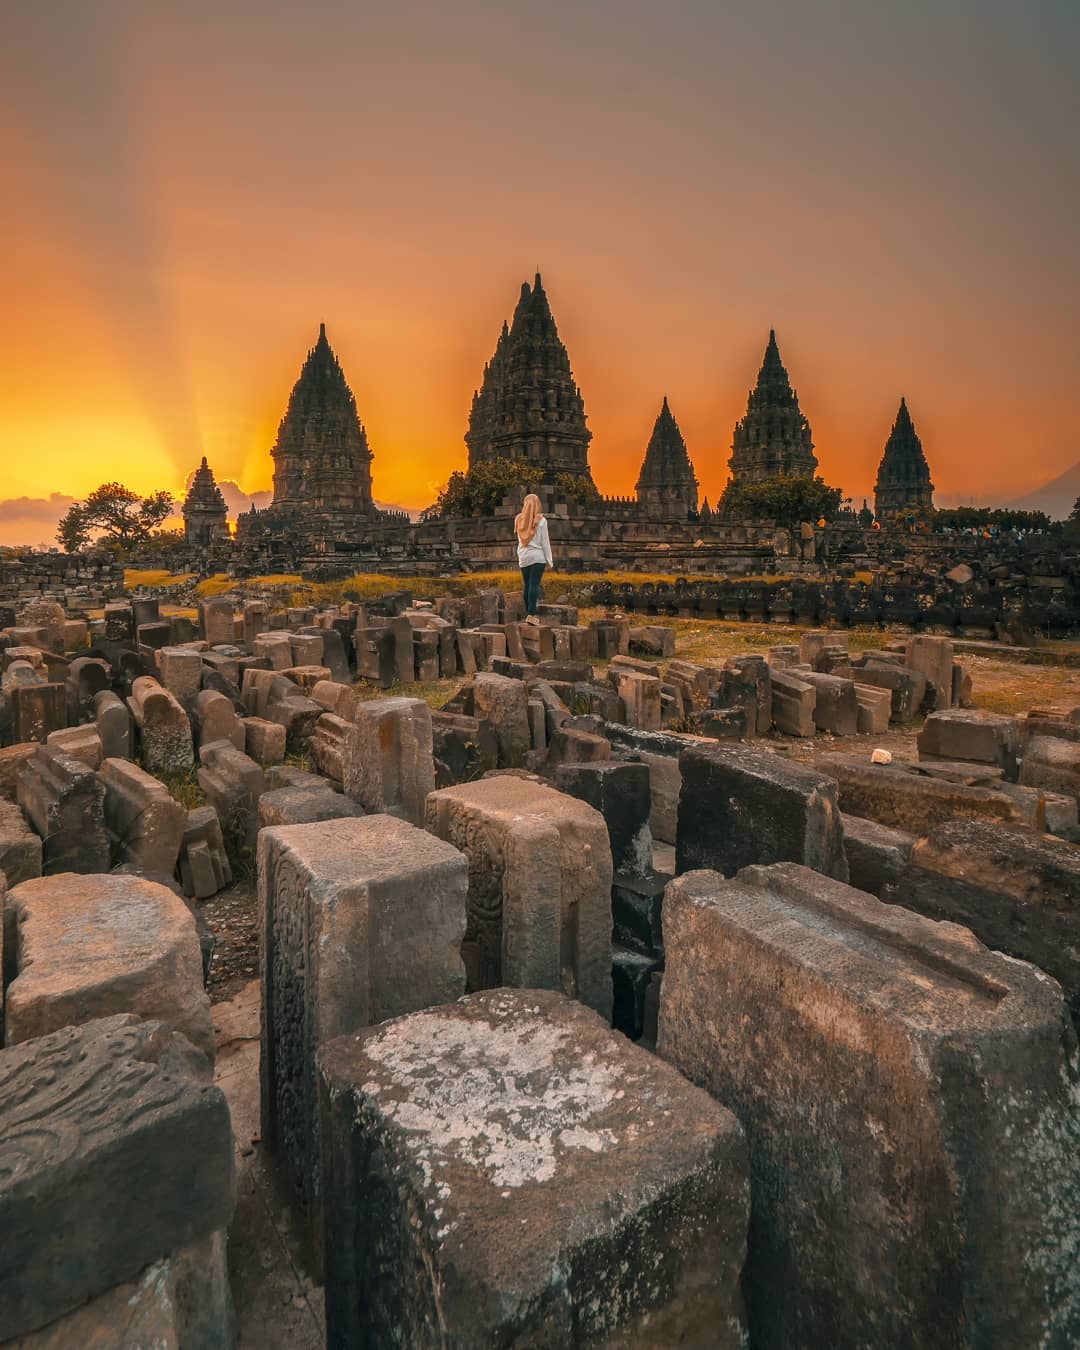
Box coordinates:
[517,516,553,568]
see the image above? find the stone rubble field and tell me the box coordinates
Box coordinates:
[0,587,1078,1347]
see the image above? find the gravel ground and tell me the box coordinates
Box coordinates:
[203,879,259,1004]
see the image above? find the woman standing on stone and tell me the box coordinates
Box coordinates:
[515,493,552,623]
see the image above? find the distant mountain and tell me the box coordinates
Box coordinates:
[1006,461,1080,520]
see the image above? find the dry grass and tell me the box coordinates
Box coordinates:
[155,767,206,810]
[124,568,195,588]
[366,677,460,710]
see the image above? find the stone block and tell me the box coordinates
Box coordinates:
[7,1228,234,1350]
[851,660,925,722]
[5,871,214,1059]
[93,688,131,760]
[659,862,1080,1349]
[310,678,357,719]
[676,742,848,881]
[100,757,186,876]
[891,818,1080,1026]
[473,672,530,768]
[156,646,204,705]
[628,624,675,657]
[426,776,613,1016]
[343,696,435,826]
[198,598,235,646]
[318,989,749,1350]
[307,710,348,786]
[191,687,245,752]
[799,670,859,735]
[258,817,467,1261]
[769,666,816,737]
[0,799,42,889]
[253,631,294,671]
[177,804,232,900]
[841,812,915,895]
[853,681,893,734]
[555,760,652,876]
[10,682,66,743]
[45,723,103,769]
[16,745,109,874]
[1020,734,1080,802]
[128,677,194,774]
[0,743,37,802]
[243,713,287,765]
[0,1015,235,1341]
[197,741,265,853]
[258,782,365,827]
[616,669,662,731]
[817,752,1028,835]
[906,634,954,710]
[918,708,1019,779]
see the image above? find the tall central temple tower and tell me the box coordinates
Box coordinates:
[271,324,375,513]
[466,274,595,486]
[728,331,818,486]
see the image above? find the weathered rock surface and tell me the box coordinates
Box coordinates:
[0,1015,234,1341]
[16,745,110,875]
[5,871,214,1060]
[5,1229,234,1349]
[258,815,468,1267]
[318,989,750,1349]
[659,862,1080,1350]
[426,776,613,1017]
[343,696,435,825]
[676,742,848,881]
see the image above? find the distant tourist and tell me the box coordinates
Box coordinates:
[515,493,553,623]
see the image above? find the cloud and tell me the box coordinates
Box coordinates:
[0,492,77,525]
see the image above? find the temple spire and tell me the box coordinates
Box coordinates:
[465,274,594,489]
[270,323,375,513]
[636,396,699,520]
[728,330,817,486]
[874,397,934,521]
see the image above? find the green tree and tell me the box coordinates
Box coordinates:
[422,459,537,519]
[57,482,175,553]
[554,471,601,508]
[719,475,844,528]
[932,506,1052,532]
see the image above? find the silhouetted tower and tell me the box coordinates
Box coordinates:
[182,457,229,547]
[874,398,934,520]
[635,397,699,519]
[271,323,375,512]
[466,273,595,487]
[729,330,818,486]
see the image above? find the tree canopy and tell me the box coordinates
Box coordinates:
[719,474,844,528]
[422,459,537,519]
[930,506,1052,532]
[57,482,175,553]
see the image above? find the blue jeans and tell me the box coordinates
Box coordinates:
[521,562,545,616]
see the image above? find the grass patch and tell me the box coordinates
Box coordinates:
[125,568,195,588]
[372,677,460,710]
[156,767,206,810]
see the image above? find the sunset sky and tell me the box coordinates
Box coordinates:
[1,1,1076,542]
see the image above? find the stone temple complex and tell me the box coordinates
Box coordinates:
[182,457,229,547]
[874,397,935,521]
[220,276,943,578]
[728,330,818,486]
[466,273,595,488]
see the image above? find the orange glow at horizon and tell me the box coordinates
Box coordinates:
[1,2,1076,543]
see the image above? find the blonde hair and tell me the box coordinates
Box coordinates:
[515,493,542,546]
